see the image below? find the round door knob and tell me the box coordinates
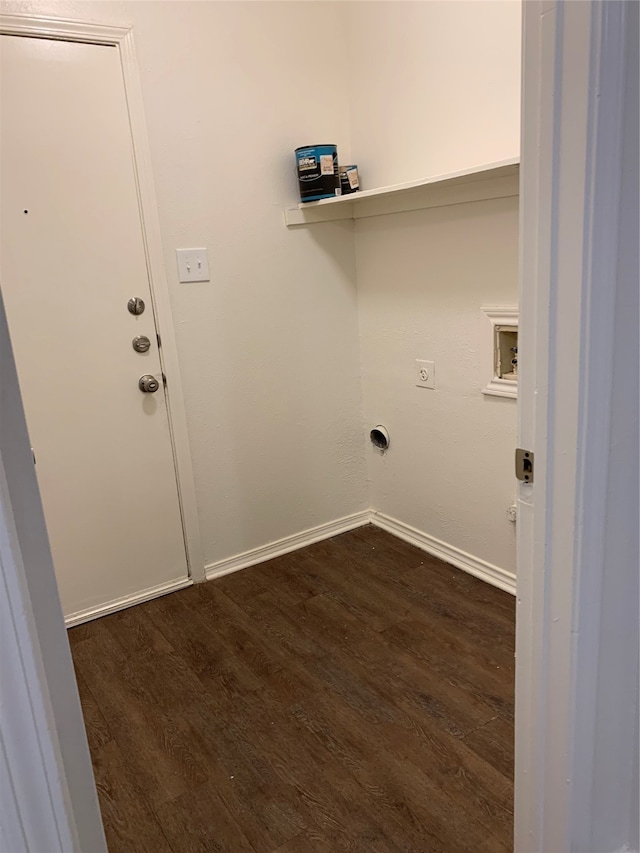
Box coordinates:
[128,297,145,316]
[132,335,151,353]
[139,374,159,393]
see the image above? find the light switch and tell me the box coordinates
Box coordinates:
[176,248,210,283]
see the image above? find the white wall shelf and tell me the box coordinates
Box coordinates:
[284,158,520,226]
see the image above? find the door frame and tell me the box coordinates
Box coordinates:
[0,291,108,851]
[516,1,637,850]
[0,13,205,590]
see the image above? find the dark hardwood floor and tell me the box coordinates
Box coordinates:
[69,525,515,853]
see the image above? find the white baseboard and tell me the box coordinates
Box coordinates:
[204,508,516,596]
[369,510,517,595]
[205,510,371,581]
[65,511,514,626]
[64,576,192,628]
[66,511,514,625]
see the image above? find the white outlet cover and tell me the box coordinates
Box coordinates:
[176,248,210,283]
[416,359,435,389]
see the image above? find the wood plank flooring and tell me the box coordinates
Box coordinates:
[69,525,515,852]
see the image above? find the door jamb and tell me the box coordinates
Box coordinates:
[516,1,636,850]
[0,290,108,851]
[0,13,205,584]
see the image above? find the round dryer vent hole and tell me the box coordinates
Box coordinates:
[370,425,390,451]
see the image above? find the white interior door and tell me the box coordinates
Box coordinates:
[0,34,189,622]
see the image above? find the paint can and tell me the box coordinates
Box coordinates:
[339,165,360,195]
[295,144,340,203]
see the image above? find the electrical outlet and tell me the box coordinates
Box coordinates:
[415,359,435,389]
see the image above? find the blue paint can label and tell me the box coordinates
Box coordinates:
[295,144,341,203]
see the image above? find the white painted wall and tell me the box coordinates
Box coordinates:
[1,0,368,569]
[1,1,520,581]
[347,0,521,188]
[349,1,521,577]
[356,195,519,575]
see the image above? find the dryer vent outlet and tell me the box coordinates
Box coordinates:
[370,425,390,451]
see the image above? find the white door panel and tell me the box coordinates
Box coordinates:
[1,35,188,618]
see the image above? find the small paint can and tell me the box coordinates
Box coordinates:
[295,144,341,203]
[339,165,360,195]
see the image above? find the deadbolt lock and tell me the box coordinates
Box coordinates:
[132,335,151,353]
[138,374,160,393]
[127,297,145,316]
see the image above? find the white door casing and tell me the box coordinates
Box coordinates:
[516,1,638,851]
[0,17,204,623]
[0,290,108,852]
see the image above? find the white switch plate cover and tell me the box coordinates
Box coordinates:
[176,248,210,282]
[416,359,436,389]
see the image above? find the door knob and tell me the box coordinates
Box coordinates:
[128,297,145,315]
[132,335,151,353]
[138,374,160,393]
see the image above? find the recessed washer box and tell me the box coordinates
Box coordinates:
[482,307,519,399]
